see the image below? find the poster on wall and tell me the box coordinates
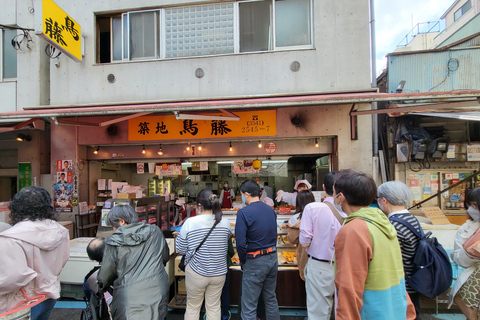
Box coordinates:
[53,183,73,212]
[55,160,73,212]
[233,160,259,174]
[156,163,182,175]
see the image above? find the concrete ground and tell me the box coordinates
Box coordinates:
[49,300,466,320]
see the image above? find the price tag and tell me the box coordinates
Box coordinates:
[421,206,451,225]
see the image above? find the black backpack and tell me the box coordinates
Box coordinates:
[390,216,453,298]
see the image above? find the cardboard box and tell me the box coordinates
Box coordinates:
[178,277,186,294]
[117,193,136,199]
[59,221,75,239]
[174,255,185,276]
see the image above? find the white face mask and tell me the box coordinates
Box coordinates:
[334,204,343,212]
[467,207,480,222]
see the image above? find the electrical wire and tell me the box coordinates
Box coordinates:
[11,29,33,50]
[428,57,459,92]
[45,44,62,59]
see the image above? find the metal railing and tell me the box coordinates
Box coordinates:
[396,21,443,48]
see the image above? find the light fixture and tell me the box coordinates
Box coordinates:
[16,133,32,142]
[258,140,262,148]
[157,145,163,156]
[198,143,202,151]
[229,142,233,152]
[142,145,146,154]
[93,147,99,154]
[186,143,191,151]
[315,138,319,148]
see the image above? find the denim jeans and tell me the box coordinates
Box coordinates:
[241,253,280,320]
[31,298,57,320]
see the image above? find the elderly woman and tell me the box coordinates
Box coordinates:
[0,186,70,320]
[377,180,423,317]
[97,205,170,320]
[448,187,480,319]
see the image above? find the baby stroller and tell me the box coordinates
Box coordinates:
[80,266,110,320]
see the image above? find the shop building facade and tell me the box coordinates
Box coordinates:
[0,0,379,215]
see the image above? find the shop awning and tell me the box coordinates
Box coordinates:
[1,90,480,130]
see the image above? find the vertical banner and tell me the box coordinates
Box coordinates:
[18,162,32,190]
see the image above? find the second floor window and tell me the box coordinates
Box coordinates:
[454,0,471,21]
[97,0,313,63]
[1,29,17,79]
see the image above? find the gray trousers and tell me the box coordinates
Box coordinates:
[304,257,335,320]
[241,253,280,320]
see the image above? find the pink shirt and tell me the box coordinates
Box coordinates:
[299,197,346,261]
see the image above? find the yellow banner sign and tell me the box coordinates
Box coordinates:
[128,110,276,141]
[36,0,82,61]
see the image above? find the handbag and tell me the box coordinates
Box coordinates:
[178,221,219,272]
[0,289,47,320]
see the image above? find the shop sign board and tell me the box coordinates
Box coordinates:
[18,162,32,190]
[34,0,82,61]
[421,207,451,225]
[128,110,276,141]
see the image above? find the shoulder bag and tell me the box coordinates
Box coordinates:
[0,289,46,320]
[323,201,345,225]
[179,221,219,271]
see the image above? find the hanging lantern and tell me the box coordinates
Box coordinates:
[253,160,262,170]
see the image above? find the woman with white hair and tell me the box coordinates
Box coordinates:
[97,205,170,320]
[377,180,423,318]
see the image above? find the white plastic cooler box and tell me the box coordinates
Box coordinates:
[59,237,98,299]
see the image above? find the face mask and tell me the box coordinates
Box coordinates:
[224,184,228,189]
[242,194,246,205]
[467,207,480,222]
[334,204,343,212]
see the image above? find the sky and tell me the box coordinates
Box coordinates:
[374,0,454,75]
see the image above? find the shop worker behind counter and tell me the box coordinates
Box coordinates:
[235,179,280,320]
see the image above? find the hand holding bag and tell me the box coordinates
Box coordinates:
[178,221,218,272]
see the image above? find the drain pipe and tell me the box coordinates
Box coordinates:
[370,0,378,158]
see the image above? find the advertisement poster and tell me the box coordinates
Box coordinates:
[156,163,182,175]
[55,159,73,212]
[54,183,73,212]
[233,160,259,174]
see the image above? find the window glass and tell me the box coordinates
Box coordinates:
[454,8,462,21]
[3,29,17,78]
[129,11,159,59]
[239,0,272,52]
[112,16,122,61]
[275,0,311,47]
[165,3,234,58]
[462,0,471,15]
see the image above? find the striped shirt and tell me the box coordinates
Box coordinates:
[176,214,232,277]
[388,210,421,293]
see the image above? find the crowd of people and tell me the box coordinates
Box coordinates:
[3,170,480,320]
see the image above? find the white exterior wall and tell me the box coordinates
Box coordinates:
[432,0,480,48]
[43,0,372,106]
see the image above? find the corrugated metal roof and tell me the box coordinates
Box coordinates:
[387,47,480,93]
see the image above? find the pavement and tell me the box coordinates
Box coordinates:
[49,300,467,320]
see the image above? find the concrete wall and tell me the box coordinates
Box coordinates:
[43,0,371,106]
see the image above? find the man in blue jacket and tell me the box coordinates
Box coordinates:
[235,180,280,320]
